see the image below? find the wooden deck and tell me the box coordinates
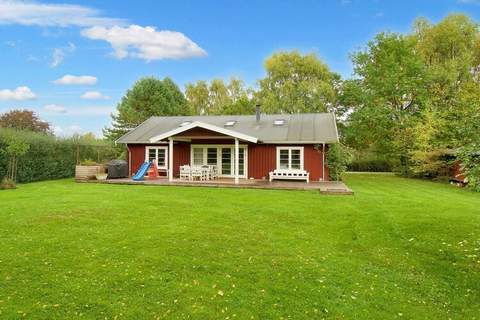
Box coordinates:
[82,177,353,194]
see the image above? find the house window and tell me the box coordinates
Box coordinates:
[145,146,168,169]
[193,147,204,165]
[276,147,304,170]
[207,148,217,165]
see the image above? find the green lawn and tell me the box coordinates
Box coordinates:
[0,174,479,319]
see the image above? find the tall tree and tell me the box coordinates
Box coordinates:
[256,51,339,114]
[413,14,480,147]
[0,110,51,134]
[343,32,428,171]
[185,80,209,115]
[104,77,188,141]
[343,14,480,177]
[185,78,254,115]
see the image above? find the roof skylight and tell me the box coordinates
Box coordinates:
[224,120,236,127]
[179,121,191,127]
[273,119,286,126]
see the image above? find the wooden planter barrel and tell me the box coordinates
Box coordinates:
[75,165,105,181]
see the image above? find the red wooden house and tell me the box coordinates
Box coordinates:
[116,109,339,184]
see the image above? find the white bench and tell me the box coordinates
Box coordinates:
[269,169,309,182]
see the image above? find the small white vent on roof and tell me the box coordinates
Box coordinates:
[180,121,191,127]
[273,119,285,126]
[224,120,236,127]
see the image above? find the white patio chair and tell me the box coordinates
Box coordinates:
[191,166,205,181]
[179,165,191,181]
[201,165,211,180]
[209,165,218,180]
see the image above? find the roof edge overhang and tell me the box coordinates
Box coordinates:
[261,141,336,144]
[149,121,258,143]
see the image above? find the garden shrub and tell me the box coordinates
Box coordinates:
[348,158,394,172]
[409,149,455,179]
[0,129,117,183]
[327,143,353,181]
[80,159,99,166]
[457,144,480,192]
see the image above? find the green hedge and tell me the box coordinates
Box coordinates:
[348,158,394,172]
[0,129,117,183]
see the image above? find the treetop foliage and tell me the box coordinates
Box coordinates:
[0,109,51,134]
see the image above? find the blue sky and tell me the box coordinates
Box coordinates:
[0,0,479,137]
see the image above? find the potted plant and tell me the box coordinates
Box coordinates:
[95,168,108,181]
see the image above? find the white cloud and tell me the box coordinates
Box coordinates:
[44,105,114,116]
[67,42,76,52]
[81,91,110,100]
[44,104,66,113]
[0,86,36,101]
[81,25,207,61]
[5,40,17,47]
[27,54,40,62]
[49,42,76,67]
[53,75,97,85]
[0,0,124,27]
[50,48,64,67]
[68,106,113,116]
[53,124,84,137]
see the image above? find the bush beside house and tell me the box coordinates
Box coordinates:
[0,129,116,184]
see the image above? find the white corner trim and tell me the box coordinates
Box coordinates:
[149,121,258,144]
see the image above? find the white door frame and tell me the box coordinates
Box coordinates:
[145,145,169,170]
[190,144,248,178]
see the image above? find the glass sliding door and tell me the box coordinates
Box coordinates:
[192,147,204,165]
[207,148,217,165]
[221,148,232,175]
[191,145,247,178]
[238,148,245,176]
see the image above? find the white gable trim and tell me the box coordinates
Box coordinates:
[149,121,258,143]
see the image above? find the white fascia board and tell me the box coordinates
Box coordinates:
[332,113,340,143]
[262,141,328,144]
[149,121,258,143]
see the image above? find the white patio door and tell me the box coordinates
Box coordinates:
[191,145,247,178]
[221,147,232,175]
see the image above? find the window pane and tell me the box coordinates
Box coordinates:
[238,148,245,175]
[157,149,166,166]
[193,148,204,165]
[207,148,217,165]
[279,149,289,169]
[148,149,156,162]
[222,148,231,175]
[291,149,301,169]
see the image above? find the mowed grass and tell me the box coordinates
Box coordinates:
[0,174,479,319]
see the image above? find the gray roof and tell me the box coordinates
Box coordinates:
[117,113,339,144]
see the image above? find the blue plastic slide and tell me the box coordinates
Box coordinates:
[132,162,151,181]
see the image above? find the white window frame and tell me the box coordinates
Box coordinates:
[276,146,304,170]
[145,146,168,170]
[190,144,248,178]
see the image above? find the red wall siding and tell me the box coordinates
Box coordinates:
[173,142,190,176]
[247,144,328,181]
[247,144,276,180]
[127,143,190,177]
[127,143,329,180]
[304,145,328,181]
[127,144,145,176]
